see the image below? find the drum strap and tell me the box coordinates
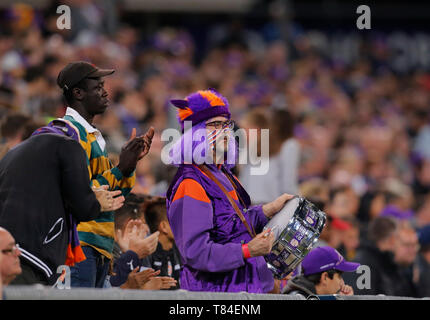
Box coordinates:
[198,164,256,238]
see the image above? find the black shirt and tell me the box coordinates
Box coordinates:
[0,134,101,283]
[150,242,182,290]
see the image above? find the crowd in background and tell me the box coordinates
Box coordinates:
[1,1,430,297]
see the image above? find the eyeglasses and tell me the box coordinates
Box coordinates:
[400,242,420,250]
[205,120,235,130]
[1,243,20,255]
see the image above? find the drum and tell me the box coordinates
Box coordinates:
[264,196,327,279]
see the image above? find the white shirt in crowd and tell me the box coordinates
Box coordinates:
[239,138,300,205]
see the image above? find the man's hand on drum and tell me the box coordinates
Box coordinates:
[262,193,295,219]
[247,228,275,258]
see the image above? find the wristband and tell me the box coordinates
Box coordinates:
[242,243,251,259]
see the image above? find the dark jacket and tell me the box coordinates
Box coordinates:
[415,254,430,298]
[352,241,414,296]
[282,275,319,299]
[150,242,182,290]
[0,134,101,283]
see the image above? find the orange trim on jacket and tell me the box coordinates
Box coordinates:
[172,178,211,204]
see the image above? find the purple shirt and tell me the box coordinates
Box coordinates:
[166,164,274,293]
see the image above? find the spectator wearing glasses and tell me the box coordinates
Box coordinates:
[0,227,22,286]
[393,222,420,297]
[283,246,360,299]
[352,216,409,296]
[166,89,294,293]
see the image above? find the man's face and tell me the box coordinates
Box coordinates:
[329,189,359,219]
[205,116,231,158]
[318,271,345,295]
[0,229,22,285]
[327,271,344,294]
[81,77,109,116]
[395,229,419,266]
[342,227,360,252]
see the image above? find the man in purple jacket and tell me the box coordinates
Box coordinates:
[166,89,293,293]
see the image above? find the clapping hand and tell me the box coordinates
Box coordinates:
[117,127,155,176]
[116,219,159,258]
[92,185,125,212]
[142,276,177,290]
[120,268,161,289]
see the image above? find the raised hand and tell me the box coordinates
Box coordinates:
[136,127,155,160]
[128,225,159,259]
[118,127,155,176]
[118,219,159,258]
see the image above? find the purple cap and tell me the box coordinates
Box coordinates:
[302,246,360,276]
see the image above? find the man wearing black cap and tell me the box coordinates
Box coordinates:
[57,61,155,287]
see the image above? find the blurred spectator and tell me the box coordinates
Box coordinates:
[283,246,359,298]
[353,217,413,296]
[268,109,300,195]
[325,216,352,250]
[416,225,430,297]
[66,0,120,40]
[299,178,330,203]
[238,108,272,204]
[393,222,420,297]
[412,110,430,160]
[414,193,430,229]
[394,223,420,267]
[338,219,361,261]
[413,159,430,199]
[239,108,299,204]
[327,186,360,220]
[0,227,22,286]
[0,113,40,159]
[380,179,414,221]
[357,190,388,225]
[143,197,182,289]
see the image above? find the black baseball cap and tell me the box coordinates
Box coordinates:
[57,61,114,91]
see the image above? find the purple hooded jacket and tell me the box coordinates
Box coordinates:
[166,163,274,293]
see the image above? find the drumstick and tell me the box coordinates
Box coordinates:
[263,225,278,238]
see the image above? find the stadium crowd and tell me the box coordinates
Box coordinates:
[1,1,430,298]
